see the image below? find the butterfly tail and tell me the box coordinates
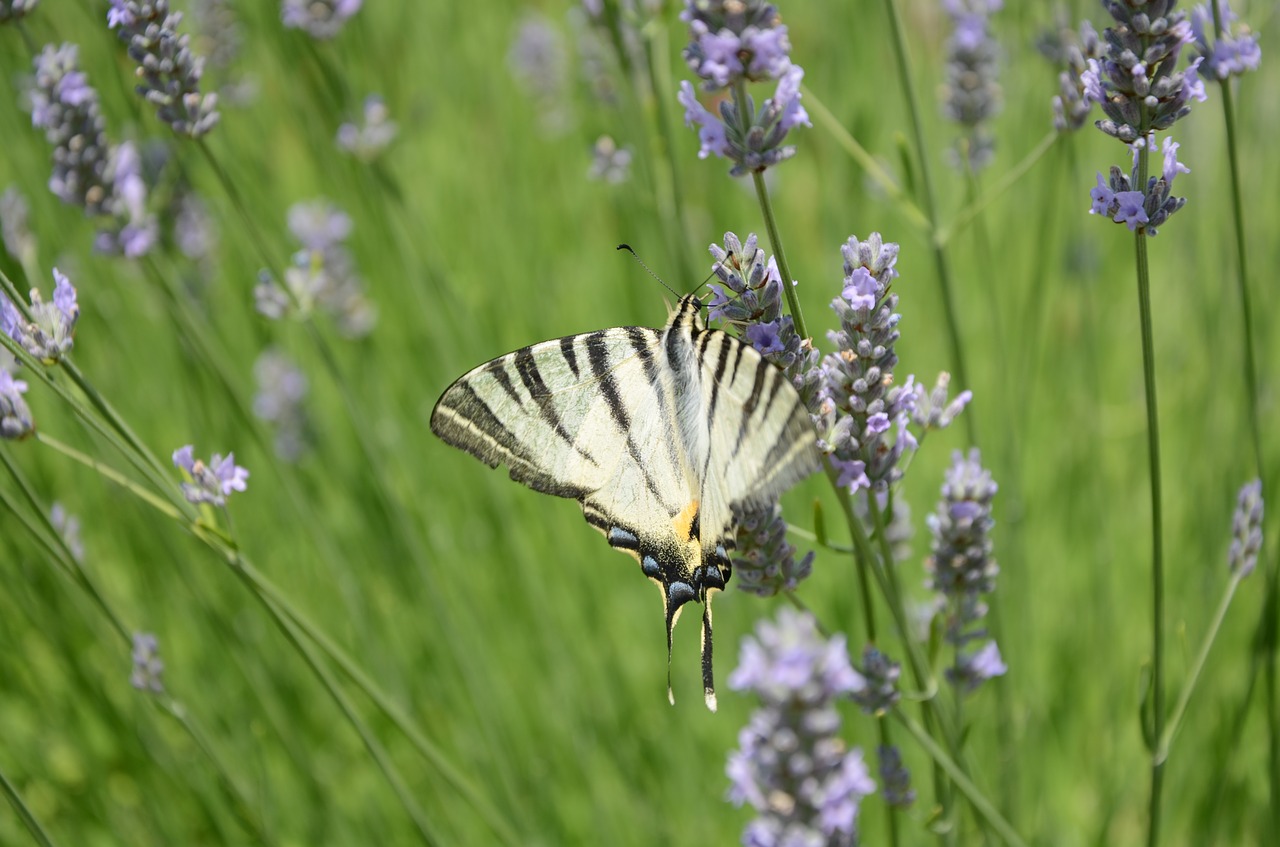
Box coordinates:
[701,598,717,712]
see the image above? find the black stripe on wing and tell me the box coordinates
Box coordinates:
[585,330,674,512]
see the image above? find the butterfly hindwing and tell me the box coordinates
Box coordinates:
[430,295,820,710]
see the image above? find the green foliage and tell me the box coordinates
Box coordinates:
[0,1,1276,845]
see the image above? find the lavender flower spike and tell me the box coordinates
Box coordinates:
[173,444,249,505]
[29,44,116,216]
[0,0,38,22]
[1,268,79,364]
[282,0,361,40]
[1227,479,1263,577]
[941,0,1003,170]
[337,95,398,160]
[108,1,220,138]
[0,369,34,440]
[130,632,165,693]
[727,607,875,846]
[1191,1,1261,80]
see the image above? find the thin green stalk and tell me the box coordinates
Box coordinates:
[892,709,1028,847]
[881,0,973,447]
[936,131,1058,247]
[1154,572,1246,765]
[801,85,931,234]
[1208,7,1274,823]
[231,556,522,847]
[231,560,442,847]
[1132,145,1166,847]
[0,766,57,847]
[36,432,183,520]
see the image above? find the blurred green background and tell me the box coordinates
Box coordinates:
[1,1,1277,844]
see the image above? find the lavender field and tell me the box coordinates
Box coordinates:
[0,1,1276,845]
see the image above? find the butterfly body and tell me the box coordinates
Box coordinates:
[430,294,819,709]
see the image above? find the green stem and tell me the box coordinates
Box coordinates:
[1133,145,1166,847]
[881,0,973,444]
[1155,572,1244,764]
[1209,6,1274,823]
[936,131,1059,247]
[0,766,58,847]
[893,709,1028,847]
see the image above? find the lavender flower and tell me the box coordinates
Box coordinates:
[1083,1,1205,144]
[678,65,809,176]
[29,44,116,217]
[926,449,1005,692]
[941,0,1003,170]
[51,502,85,562]
[587,135,633,183]
[509,13,571,133]
[677,1,808,175]
[0,369,34,440]
[1191,1,1261,79]
[1227,478,1263,577]
[1087,132,1188,235]
[282,0,361,39]
[173,444,249,506]
[174,192,216,260]
[337,95,398,160]
[681,0,791,89]
[731,502,815,597]
[727,608,875,846]
[255,200,376,337]
[253,348,309,461]
[818,233,919,494]
[851,645,901,715]
[948,640,1007,692]
[1,268,79,364]
[1050,20,1102,132]
[877,745,916,808]
[910,372,972,432]
[108,1,220,137]
[701,233,823,592]
[95,142,158,258]
[0,187,35,263]
[130,632,164,693]
[0,0,37,22]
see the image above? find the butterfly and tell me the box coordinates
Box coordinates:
[430,294,819,709]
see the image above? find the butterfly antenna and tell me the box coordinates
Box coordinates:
[617,244,682,301]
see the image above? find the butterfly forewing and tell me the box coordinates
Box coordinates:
[430,294,820,709]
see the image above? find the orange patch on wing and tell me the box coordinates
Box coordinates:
[672,500,700,543]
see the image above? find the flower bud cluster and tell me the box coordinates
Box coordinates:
[941,0,1003,170]
[1050,21,1102,132]
[0,268,79,364]
[1088,133,1188,235]
[1190,1,1261,80]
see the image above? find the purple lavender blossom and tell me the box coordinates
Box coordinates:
[877,744,916,808]
[1050,21,1101,132]
[947,640,1007,692]
[678,1,808,175]
[50,502,85,562]
[336,95,398,160]
[727,608,875,845]
[0,369,34,439]
[586,135,633,184]
[0,0,38,22]
[910,372,972,432]
[509,13,571,134]
[107,1,220,137]
[1087,1,1205,143]
[1191,1,1261,79]
[173,444,249,506]
[282,0,361,39]
[100,142,159,258]
[253,348,309,461]
[257,201,376,337]
[731,502,815,597]
[851,645,901,715]
[1088,133,1188,235]
[29,44,115,217]
[130,632,164,693]
[1227,478,1263,577]
[1,268,79,364]
[926,449,1004,694]
[941,0,1003,170]
[681,0,791,89]
[817,233,918,494]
